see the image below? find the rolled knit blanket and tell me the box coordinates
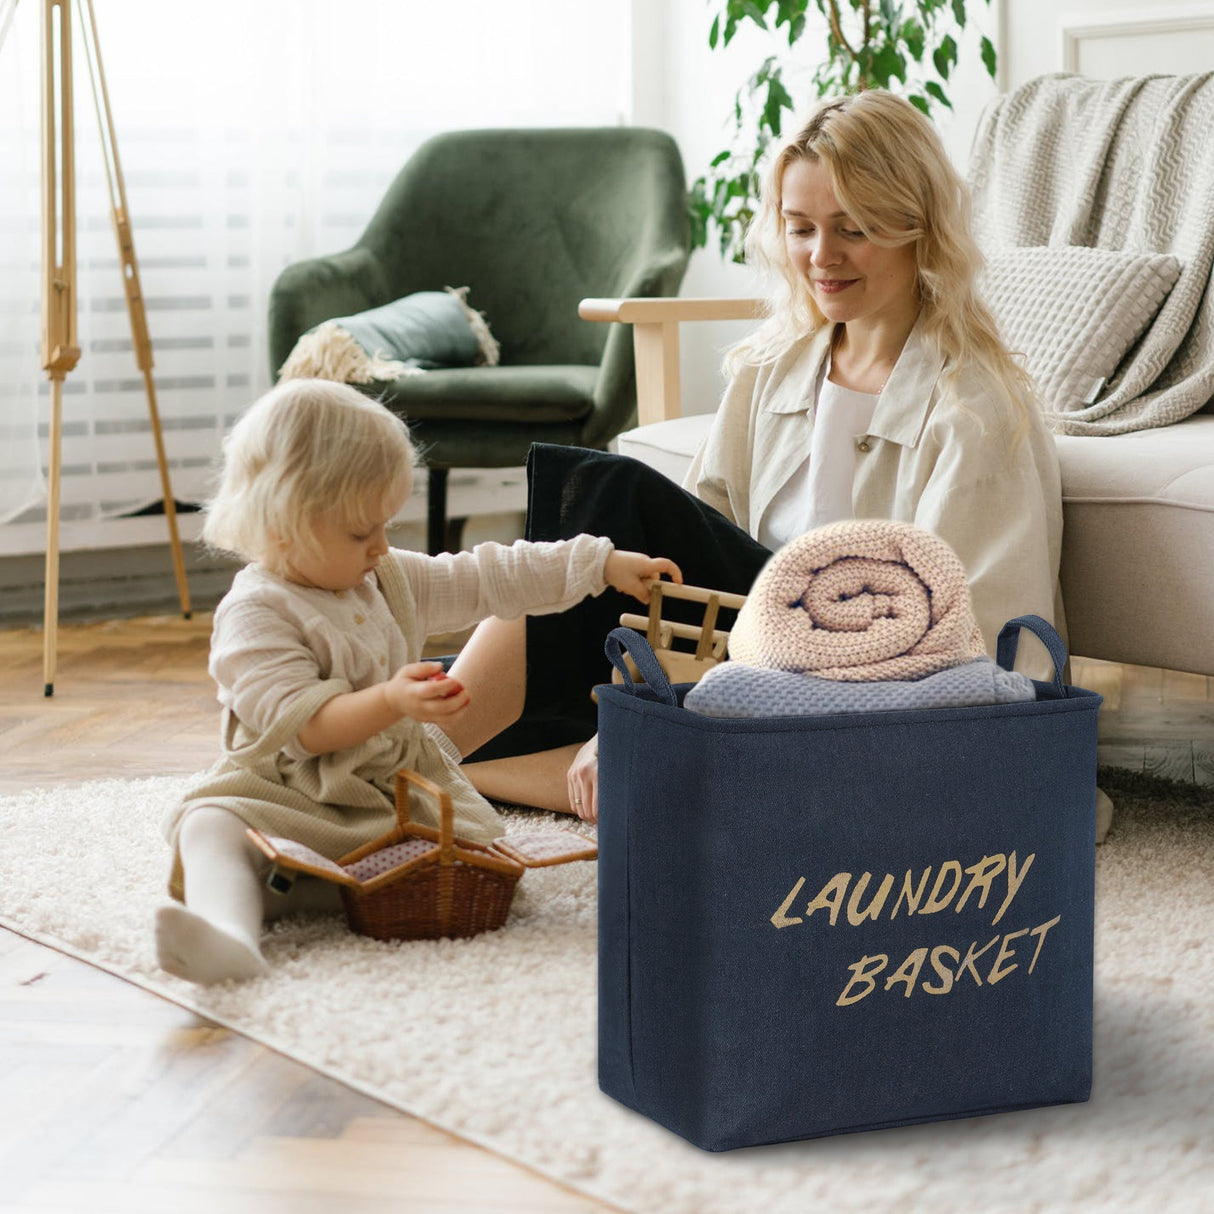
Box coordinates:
[728,519,987,682]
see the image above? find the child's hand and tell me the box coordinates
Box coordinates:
[383,661,470,723]
[603,550,683,604]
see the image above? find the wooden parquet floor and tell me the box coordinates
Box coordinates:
[0,615,1209,1210]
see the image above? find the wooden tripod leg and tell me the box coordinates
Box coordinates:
[40,0,81,696]
[43,376,64,696]
[141,367,191,617]
[80,0,190,618]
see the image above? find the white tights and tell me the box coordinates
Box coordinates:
[155,805,339,984]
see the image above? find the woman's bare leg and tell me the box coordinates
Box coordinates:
[437,615,527,758]
[434,614,581,814]
[462,742,584,814]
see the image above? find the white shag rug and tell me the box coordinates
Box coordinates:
[1,769,1212,1214]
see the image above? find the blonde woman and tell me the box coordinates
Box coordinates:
[687,89,1063,655]
[471,90,1064,821]
[157,378,678,983]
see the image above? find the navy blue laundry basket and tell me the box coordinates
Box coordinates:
[595,615,1100,1152]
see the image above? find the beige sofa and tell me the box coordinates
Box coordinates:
[580,296,1214,678]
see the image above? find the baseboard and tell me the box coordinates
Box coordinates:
[0,544,241,627]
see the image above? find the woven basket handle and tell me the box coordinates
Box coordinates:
[395,768,456,862]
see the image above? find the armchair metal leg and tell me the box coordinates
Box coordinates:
[426,466,449,556]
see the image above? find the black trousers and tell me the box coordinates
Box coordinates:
[465,444,771,761]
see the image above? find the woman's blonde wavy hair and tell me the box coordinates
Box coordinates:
[731,90,1035,432]
[202,378,417,576]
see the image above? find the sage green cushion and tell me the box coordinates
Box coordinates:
[334,291,483,369]
[278,290,492,382]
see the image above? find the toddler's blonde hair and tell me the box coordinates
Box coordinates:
[733,90,1036,435]
[203,378,417,575]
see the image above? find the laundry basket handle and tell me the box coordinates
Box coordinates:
[996,614,1067,697]
[604,627,679,706]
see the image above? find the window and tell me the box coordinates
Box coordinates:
[0,0,629,553]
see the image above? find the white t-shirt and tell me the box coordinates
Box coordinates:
[758,359,880,550]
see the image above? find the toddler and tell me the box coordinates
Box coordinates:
[156,378,680,984]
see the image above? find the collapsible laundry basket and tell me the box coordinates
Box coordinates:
[595,615,1101,1151]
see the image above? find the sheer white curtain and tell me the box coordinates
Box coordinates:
[0,0,629,550]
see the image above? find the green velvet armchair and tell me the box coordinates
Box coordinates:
[268,126,690,553]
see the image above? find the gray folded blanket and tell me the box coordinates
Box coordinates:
[684,657,1036,720]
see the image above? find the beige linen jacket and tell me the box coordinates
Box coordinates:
[684,320,1065,681]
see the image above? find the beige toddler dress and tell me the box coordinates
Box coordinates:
[162,535,612,899]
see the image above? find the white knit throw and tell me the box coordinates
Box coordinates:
[728,520,987,682]
[968,73,1214,435]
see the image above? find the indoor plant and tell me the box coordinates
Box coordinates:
[688,0,998,261]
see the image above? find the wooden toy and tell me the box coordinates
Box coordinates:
[613,579,748,686]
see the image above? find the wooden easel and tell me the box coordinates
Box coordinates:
[32,0,190,695]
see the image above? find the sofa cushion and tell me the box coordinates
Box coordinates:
[981,246,1181,418]
[277,287,499,382]
[382,364,598,424]
[616,413,712,481]
[1055,416,1214,673]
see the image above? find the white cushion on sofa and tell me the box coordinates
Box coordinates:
[616,413,712,482]
[982,246,1181,417]
[1055,417,1214,672]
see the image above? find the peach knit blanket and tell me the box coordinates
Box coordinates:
[728,520,987,682]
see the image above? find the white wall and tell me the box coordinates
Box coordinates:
[1001,1,1214,85]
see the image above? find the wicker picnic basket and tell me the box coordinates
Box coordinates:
[248,768,597,942]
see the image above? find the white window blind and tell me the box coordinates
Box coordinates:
[0,0,629,554]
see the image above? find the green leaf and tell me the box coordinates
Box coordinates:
[773,0,809,30]
[980,33,997,78]
[741,0,769,28]
[932,32,957,79]
[924,79,952,108]
[709,14,720,49]
[951,0,966,27]
[900,16,925,60]
[908,93,931,114]
[873,42,907,86]
[762,75,795,137]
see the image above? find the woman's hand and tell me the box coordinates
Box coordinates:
[566,734,600,822]
[382,661,471,724]
[604,550,683,603]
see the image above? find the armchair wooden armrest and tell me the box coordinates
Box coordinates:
[579,297,763,426]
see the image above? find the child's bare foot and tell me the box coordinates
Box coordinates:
[155,903,267,984]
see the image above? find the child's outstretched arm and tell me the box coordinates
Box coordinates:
[603,550,683,603]
[297,662,469,756]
